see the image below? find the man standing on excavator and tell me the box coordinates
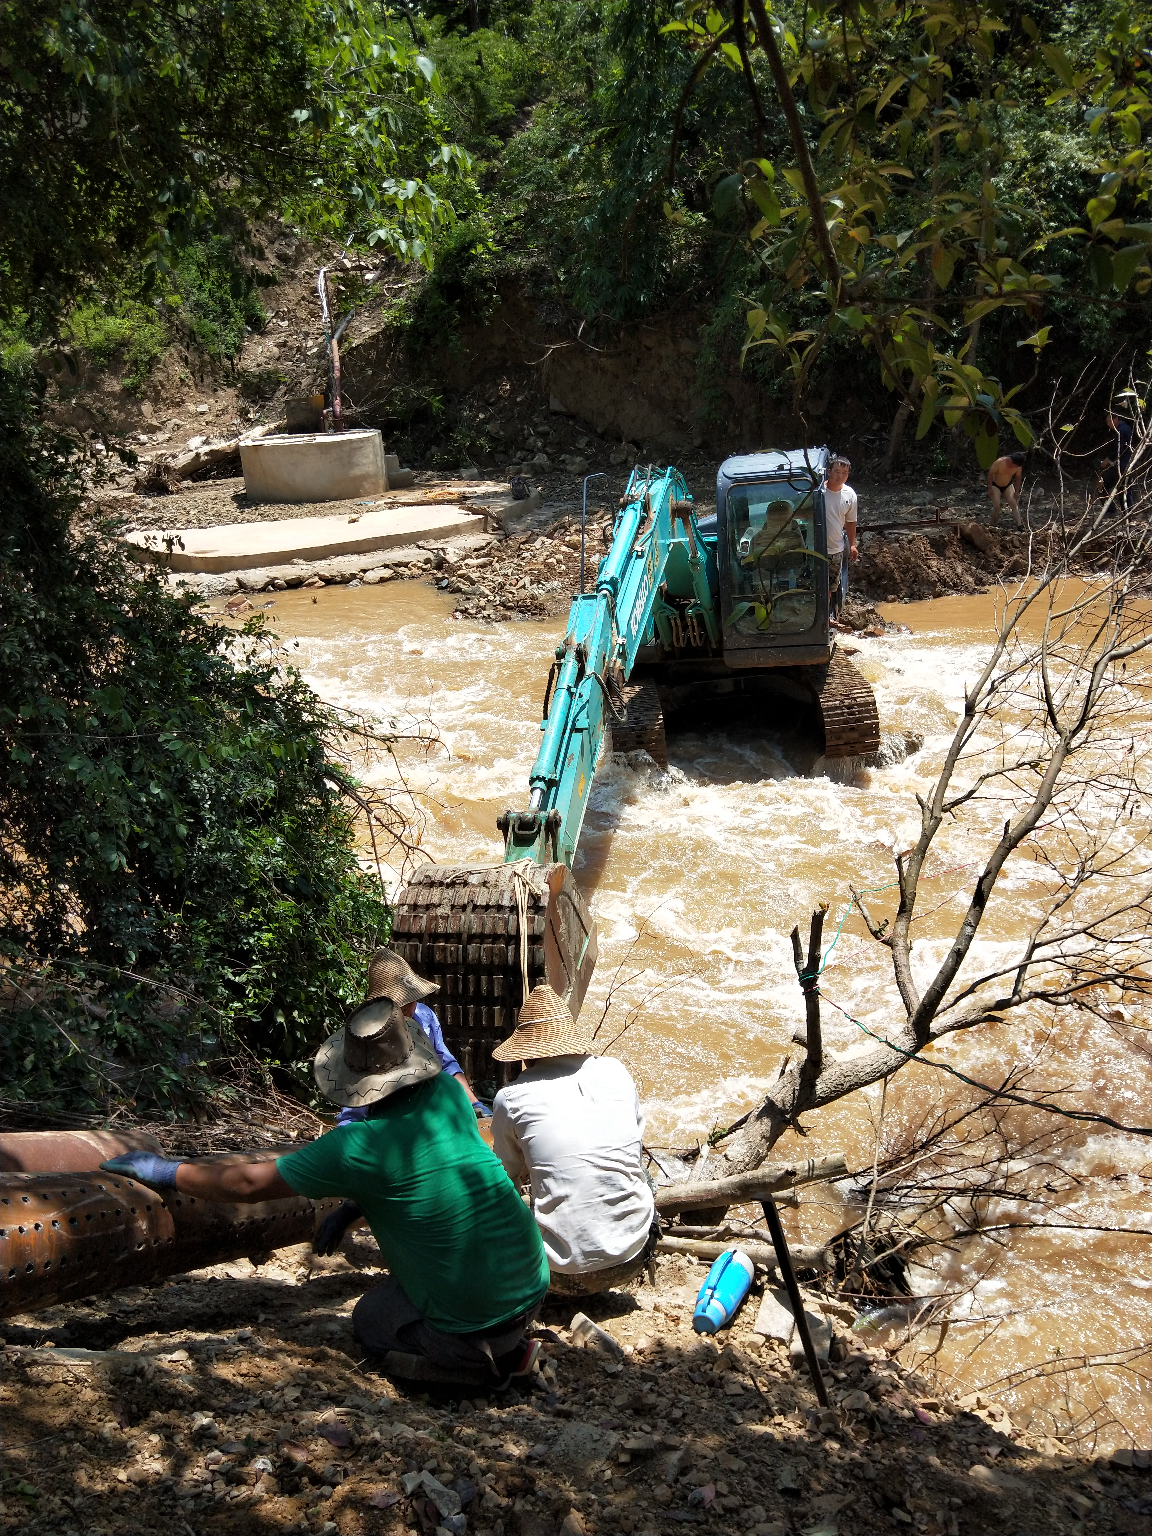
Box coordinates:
[824,454,858,622]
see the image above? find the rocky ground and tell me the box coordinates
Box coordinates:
[4,1237,1148,1536]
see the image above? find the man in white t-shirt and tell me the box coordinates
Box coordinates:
[491,984,657,1297]
[823,454,859,620]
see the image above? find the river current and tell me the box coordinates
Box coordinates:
[250,581,1150,1449]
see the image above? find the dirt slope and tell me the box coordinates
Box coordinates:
[5,1241,1146,1536]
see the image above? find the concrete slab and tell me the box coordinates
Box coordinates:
[128,504,487,573]
[241,429,386,503]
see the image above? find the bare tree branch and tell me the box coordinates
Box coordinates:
[720,384,1152,1172]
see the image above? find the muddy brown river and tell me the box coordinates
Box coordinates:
[252,580,1150,1449]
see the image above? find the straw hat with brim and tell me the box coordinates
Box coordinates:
[365,947,439,1009]
[491,983,594,1062]
[314,998,440,1108]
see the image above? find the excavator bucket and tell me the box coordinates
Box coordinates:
[390,863,598,1095]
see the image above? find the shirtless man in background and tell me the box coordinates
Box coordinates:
[987,450,1025,528]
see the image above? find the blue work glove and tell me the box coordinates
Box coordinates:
[313,1200,362,1256]
[472,1101,492,1119]
[100,1151,183,1189]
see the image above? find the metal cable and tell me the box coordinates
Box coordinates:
[591,669,629,724]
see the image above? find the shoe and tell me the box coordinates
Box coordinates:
[379,1349,489,1387]
[511,1338,541,1377]
[492,1337,540,1390]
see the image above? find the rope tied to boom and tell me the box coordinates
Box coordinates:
[591,668,629,724]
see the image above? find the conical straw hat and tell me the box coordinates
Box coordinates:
[490,983,595,1062]
[364,947,438,1008]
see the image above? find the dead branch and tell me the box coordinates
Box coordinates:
[790,903,827,1076]
[722,399,1152,1170]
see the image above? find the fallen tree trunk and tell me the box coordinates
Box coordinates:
[164,422,281,482]
[656,1235,832,1272]
[655,1153,847,1214]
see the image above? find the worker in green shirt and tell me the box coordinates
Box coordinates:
[102,958,550,1388]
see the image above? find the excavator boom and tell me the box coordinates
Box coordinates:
[392,453,879,1094]
[391,467,712,1092]
[499,465,706,866]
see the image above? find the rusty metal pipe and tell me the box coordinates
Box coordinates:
[0,1130,162,1174]
[0,1166,337,1319]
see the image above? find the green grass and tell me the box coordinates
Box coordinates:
[59,234,268,392]
[64,299,170,393]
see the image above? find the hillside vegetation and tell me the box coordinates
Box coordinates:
[15,1,1151,469]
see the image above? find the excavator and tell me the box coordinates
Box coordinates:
[392,446,880,1094]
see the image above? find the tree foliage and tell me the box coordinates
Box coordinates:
[660,0,1152,463]
[0,1,473,1118]
[0,0,472,322]
[0,370,389,1115]
[405,0,1151,465]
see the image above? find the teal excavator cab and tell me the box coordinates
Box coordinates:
[393,453,879,1092]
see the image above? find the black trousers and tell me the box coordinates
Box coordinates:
[352,1275,542,1371]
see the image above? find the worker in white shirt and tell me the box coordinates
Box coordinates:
[824,454,859,621]
[490,984,658,1297]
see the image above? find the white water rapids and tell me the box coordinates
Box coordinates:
[249,580,1150,1448]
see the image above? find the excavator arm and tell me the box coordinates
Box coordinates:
[391,452,879,1092]
[498,464,711,867]
[390,465,718,1092]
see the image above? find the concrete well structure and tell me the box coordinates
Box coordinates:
[241,428,386,503]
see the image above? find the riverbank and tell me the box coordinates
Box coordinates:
[102,467,1065,624]
[5,1237,1147,1536]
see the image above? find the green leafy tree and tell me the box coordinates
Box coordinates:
[0,369,393,1114]
[0,1,472,1117]
[0,0,472,321]
[661,0,1152,468]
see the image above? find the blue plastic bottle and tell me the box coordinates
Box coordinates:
[692,1247,755,1334]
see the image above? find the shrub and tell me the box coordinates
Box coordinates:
[0,366,390,1117]
[63,298,170,393]
[173,236,268,363]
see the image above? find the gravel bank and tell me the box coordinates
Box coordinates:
[4,1235,1144,1536]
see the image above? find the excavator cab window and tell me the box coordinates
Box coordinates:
[726,480,818,635]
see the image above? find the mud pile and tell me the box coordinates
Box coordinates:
[852,526,1054,605]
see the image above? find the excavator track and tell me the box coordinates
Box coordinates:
[611,678,668,767]
[390,863,597,1094]
[813,650,881,758]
